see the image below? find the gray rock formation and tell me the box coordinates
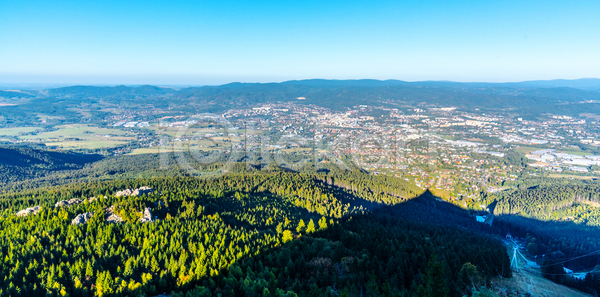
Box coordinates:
[106,213,124,223]
[105,205,124,224]
[55,198,83,208]
[115,186,154,197]
[71,212,94,225]
[139,207,153,223]
[16,206,41,217]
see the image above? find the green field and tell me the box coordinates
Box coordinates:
[559,147,595,156]
[44,140,130,149]
[23,124,129,140]
[128,146,189,155]
[549,174,598,180]
[0,127,41,136]
[5,124,135,149]
[128,147,163,155]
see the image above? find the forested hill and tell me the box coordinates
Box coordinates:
[0,169,510,296]
[3,79,600,117]
[491,184,600,219]
[51,81,600,110]
[0,146,102,184]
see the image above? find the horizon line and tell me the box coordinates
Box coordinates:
[2,77,600,90]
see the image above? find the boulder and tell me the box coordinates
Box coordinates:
[134,186,154,196]
[139,207,153,223]
[115,186,154,197]
[114,189,134,197]
[105,205,124,224]
[55,198,83,208]
[71,212,94,225]
[16,206,41,217]
[106,213,124,224]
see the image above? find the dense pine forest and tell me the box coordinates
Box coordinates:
[4,145,600,295]
[491,184,600,219]
[0,160,511,296]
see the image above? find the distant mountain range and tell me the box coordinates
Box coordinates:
[502,78,600,90]
[2,78,600,91]
[1,78,599,118]
[281,78,600,90]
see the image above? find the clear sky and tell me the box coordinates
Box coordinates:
[1,0,599,85]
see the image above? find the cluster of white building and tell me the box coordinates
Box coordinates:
[114,121,149,128]
[527,149,600,172]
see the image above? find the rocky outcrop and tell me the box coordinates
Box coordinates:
[106,213,123,224]
[139,207,153,223]
[71,212,94,225]
[16,206,41,217]
[55,198,82,208]
[105,206,124,224]
[115,186,154,197]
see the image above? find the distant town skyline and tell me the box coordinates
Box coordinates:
[1,0,599,85]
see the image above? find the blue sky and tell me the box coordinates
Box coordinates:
[1,0,599,85]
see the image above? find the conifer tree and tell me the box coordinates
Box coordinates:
[296,219,305,233]
[85,260,94,279]
[307,219,316,233]
[282,230,293,243]
[421,255,448,297]
[318,217,327,230]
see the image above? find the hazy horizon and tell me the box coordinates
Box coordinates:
[0,77,600,89]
